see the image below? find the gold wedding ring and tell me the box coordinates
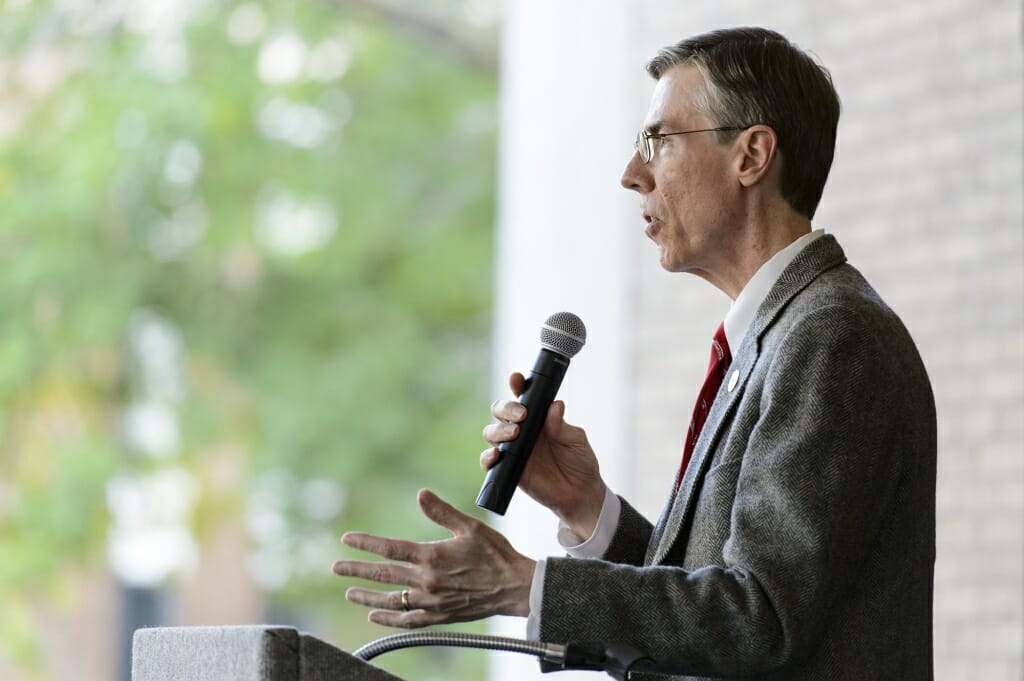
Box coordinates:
[400,589,410,611]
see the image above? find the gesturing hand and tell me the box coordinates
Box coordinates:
[331,489,536,628]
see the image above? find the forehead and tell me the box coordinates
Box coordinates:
[645,63,706,130]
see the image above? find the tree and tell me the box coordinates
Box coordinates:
[0,2,497,678]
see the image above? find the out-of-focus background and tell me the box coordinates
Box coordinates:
[1,1,1022,681]
[0,1,497,680]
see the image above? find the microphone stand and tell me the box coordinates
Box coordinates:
[353,631,653,680]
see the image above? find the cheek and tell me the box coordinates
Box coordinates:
[655,170,694,214]
[659,164,731,221]
[659,178,707,226]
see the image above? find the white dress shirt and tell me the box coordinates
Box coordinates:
[526,229,825,638]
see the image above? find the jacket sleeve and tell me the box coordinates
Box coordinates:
[536,304,925,677]
[601,496,654,566]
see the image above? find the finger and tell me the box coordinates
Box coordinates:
[491,398,526,423]
[345,587,408,611]
[367,608,449,629]
[482,421,518,445]
[349,587,447,616]
[480,446,500,470]
[332,559,416,586]
[508,372,527,397]
[417,489,476,535]
[341,532,421,563]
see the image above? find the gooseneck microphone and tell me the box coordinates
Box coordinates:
[355,631,654,680]
[476,312,586,515]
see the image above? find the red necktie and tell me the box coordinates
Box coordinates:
[674,322,732,492]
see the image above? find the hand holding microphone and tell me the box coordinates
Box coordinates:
[478,313,607,536]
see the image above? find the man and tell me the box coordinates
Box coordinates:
[332,27,936,680]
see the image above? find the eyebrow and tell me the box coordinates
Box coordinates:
[643,120,666,135]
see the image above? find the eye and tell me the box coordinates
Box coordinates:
[649,134,669,154]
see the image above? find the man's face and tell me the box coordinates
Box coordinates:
[621,64,740,276]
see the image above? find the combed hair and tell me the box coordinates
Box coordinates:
[647,27,841,219]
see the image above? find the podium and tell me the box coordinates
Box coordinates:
[131,626,405,681]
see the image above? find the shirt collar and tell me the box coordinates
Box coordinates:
[723,229,825,350]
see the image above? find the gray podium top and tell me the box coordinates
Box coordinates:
[132,626,404,681]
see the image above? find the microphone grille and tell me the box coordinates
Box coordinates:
[540,312,587,358]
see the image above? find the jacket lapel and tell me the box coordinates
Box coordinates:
[647,235,848,566]
[648,343,754,565]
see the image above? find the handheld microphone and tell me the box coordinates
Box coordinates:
[476,312,586,515]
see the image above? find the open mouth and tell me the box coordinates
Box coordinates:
[643,214,660,238]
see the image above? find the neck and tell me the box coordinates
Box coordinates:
[699,207,812,299]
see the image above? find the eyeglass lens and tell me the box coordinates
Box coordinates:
[635,131,650,163]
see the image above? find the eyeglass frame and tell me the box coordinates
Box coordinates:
[634,126,749,164]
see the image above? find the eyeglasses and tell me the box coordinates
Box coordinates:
[634,126,747,164]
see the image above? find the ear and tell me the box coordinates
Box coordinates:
[734,125,778,188]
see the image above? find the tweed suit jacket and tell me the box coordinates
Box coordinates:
[539,235,936,680]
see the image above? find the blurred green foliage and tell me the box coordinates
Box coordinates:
[0,1,496,679]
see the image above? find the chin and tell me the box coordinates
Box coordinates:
[658,251,687,273]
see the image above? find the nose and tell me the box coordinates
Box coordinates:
[620,151,653,194]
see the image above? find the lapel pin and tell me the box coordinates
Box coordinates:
[727,369,740,392]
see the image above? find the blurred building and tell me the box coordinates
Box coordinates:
[494,2,1022,681]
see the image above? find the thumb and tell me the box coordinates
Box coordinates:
[544,400,568,438]
[545,400,585,446]
[418,488,475,535]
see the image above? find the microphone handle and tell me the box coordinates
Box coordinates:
[476,348,570,515]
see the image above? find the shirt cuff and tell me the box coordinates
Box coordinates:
[557,486,622,558]
[526,558,545,640]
